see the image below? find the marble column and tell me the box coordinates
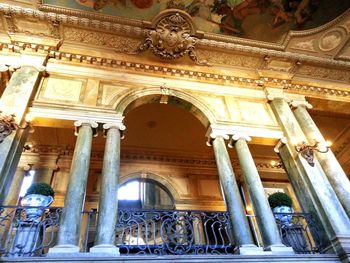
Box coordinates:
[268,93,350,260]
[212,135,261,254]
[0,66,43,203]
[90,122,125,255]
[292,100,350,219]
[3,167,26,205]
[49,120,97,254]
[232,135,293,253]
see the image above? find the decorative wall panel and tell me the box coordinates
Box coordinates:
[39,76,86,103]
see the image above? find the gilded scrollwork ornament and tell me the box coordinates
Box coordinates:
[0,111,31,143]
[138,10,208,66]
[0,112,18,143]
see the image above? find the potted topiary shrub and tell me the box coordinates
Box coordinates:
[268,192,293,225]
[20,183,55,221]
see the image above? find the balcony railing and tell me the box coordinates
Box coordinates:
[0,206,326,257]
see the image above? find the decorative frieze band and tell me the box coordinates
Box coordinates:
[22,144,284,171]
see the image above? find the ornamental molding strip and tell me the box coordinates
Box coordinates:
[1,3,350,69]
[138,10,208,66]
[1,41,348,99]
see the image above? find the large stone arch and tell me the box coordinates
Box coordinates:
[114,88,216,127]
[119,171,180,207]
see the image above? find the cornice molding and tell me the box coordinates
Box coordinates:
[1,41,348,100]
[197,38,350,69]
[1,3,349,70]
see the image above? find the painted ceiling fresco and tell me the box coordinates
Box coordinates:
[44,0,350,43]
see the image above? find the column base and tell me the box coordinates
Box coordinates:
[265,244,294,254]
[47,244,80,256]
[90,244,120,256]
[327,235,350,263]
[235,245,264,255]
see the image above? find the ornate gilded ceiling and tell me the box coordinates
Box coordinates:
[41,0,349,43]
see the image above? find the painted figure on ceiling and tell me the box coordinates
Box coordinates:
[211,0,262,35]
[76,0,153,10]
[270,0,319,28]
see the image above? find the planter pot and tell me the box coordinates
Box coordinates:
[20,194,54,221]
[273,206,294,226]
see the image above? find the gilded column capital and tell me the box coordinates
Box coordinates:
[103,121,126,138]
[264,87,290,102]
[288,95,313,109]
[206,126,230,146]
[74,120,98,137]
[103,122,126,131]
[228,133,252,148]
[274,137,287,153]
[0,65,9,73]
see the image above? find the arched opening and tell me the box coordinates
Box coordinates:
[115,89,215,127]
[117,91,223,211]
[118,178,175,209]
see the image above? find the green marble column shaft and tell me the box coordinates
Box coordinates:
[293,105,350,219]
[94,125,121,246]
[234,138,283,248]
[0,66,41,203]
[269,98,350,259]
[57,122,95,248]
[212,136,255,246]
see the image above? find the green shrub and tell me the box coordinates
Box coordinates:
[26,183,55,198]
[268,192,292,209]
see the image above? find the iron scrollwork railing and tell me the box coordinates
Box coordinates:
[115,209,234,255]
[0,206,61,257]
[274,212,324,253]
[0,205,326,257]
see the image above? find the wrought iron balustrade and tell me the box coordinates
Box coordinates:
[0,205,326,257]
[0,206,62,257]
[274,212,325,254]
[115,209,234,255]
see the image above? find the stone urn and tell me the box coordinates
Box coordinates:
[21,194,54,221]
[273,206,294,226]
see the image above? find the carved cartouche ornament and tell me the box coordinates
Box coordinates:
[0,112,18,143]
[139,10,208,65]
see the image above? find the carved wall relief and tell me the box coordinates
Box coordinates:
[63,26,141,54]
[38,75,86,103]
[138,10,208,65]
[319,29,344,52]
